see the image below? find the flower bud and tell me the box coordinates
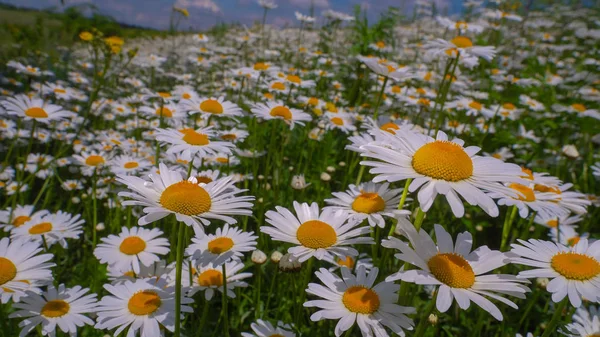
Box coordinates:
[251,250,267,264]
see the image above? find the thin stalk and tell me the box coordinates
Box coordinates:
[372,77,388,120]
[414,292,438,337]
[413,207,426,232]
[92,169,98,248]
[540,300,567,337]
[500,206,518,251]
[174,221,186,337]
[221,264,230,337]
[387,178,413,237]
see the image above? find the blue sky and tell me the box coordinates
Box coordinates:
[3,0,462,30]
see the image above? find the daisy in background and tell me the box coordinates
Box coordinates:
[325,182,409,228]
[139,102,186,122]
[0,237,55,304]
[304,266,415,337]
[9,284,97,337]
[72,151,109,176]
[534,213,583,230]
[110,155,152,175]
[117,163,254,229]
[94,226,170,274]
[1,94,74,124]
[181,96,243,119]
[483,147,514,162]
[107,260,173,285]
[592,163,600,178]
[357,56,414,82]
[95,278,193,337]
[155,127,235,160]
[251,101,312,129]
[178,260,251,300]
[190,169,221,184]
[261,201,374,262]
[424,36,496,62]
[324,253,373,273]
[510,238,600,307]
[218,128,249,143]
[323,113,356,133]
[186,224,257,267]
[549,223,589,247]
[242,319,295,337]
[12,211,84,248]
[359,129,524,217]
[563,305,600,336]
[0,205,49,232]
[383,223,530,320]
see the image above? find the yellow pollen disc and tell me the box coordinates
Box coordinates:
[286,75,301,84]
[54,88,66,94]
[123,271,135,278]
[216,157,228,164]
[220,134,237,141]
[352,192,385,214]
[0,257,17,285]
[268,335,285,337]
[12,215,31,227]
[182,93,191,99]
[337,256,355,269]
[567,237,581,247]
[427,253,475,288]
[158,92,171,98]
[200,99,224,114]
[572,103,586,112]
[29,222,53,235]
[411,141,473,182]
[128,290,162,315]
[546,220,558,228]
[198,269,223,287]
[521,168,534,180]
[380,122,399,134]
[509,183,536,202]
[376,41,385,48]
[296,220,337,249]
[25,107,49,118]
[207,237,234,254]
[124,162,139,169]
[551,252,600,280]
[119,236,147,255]
[196,176,213,184]
[469,101,482,110]
[270,106,292,120]
[155,107,173,118]
[451,36,473,48]
[418,98,430,106]
[331,117,344,126]
[307,97,319,106]
[41,300,70,318]
[160,181,211,215]
[85,155,105,166]
[391,85,402,93]
[534,184,561,194]
[271,82,286,91]
[254,62,269,71]
[179,128,210,146]
[342,286,380,314]
[455,21,468,29]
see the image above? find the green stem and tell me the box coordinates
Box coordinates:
[414,292,438,337]
[500,206,518,251]
[388,178,413,237]
[354,165,365,186]
[174,222,186,337]
[222,264,230,337]
[92,169,98,248]
[373,77,388,120]
[540,300,567,337]
[413,207,426,232]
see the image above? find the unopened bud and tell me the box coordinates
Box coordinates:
[251,250,267,264]
[279,253,301,272]
[270,251,283,263]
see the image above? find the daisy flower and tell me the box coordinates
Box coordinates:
[155,127,235,159]
[0,205,49,232]
[94,226,170,274]
[176,260,252,300]
[186,224,257,267]
[72,151,109,176]
[95,278,193,337]
[424,36,496,61]
[534,213,583,230]
[357,56,414,82]
[139,102,187,121]
[251,101,312,129]
[359,129,524,217]
[563,305,600,336]
[110,155,153,175]
[261,201,374,262]
[383,223,530,320]
[1,94,74,124]
[117,163,254,229]
[190,169,221,184]
[241,320,295,337]
[323,114,356,133]
[549,224,589,247]
[510,238,600,307]
[325,182,409,228]
[11,211,84,248]
[9,284,97,337]
[0,237,55,304]
[304,266,415,337]
[181,96,243,119]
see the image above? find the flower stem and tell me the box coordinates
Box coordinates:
[373,76,388,120]
[221,263,230,337]
[388,178,413,237]
[413,207,426,232]
[540,299,567,337]
[500,206,518,251]
[354,165,365,186]
[92,169,98,248]
[174,221,186,337]
[414,292,438,337]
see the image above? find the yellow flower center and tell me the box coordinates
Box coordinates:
[182,93,191,99]
[380,122,399,134]
[271,82,286,91]
[567,237,581,247]
[119,236,147,255]
[29,222,52,235]
[200,99,224,114]
[337,256,355,269]
[534,184,561,194]
[12,215,31,227]
[546,220,558,228]
[85,155,105,167]
[412,141,473,182]
[158,92,171,98]
[216,157,228,164]
[551,252,600,280]
[159,181,211,215]
[196,176,213,184]
[572,103,586,112]
[468,101,482,110]
[451,36,473,48]
[155,107,173,118]
[179,128,210,146]
[427,253,475,288]
[296,220,337,249]
[269,335,285,337]
[352,192,385,214]
[254,62,269,71]
[198,269,223,287]
[0,257,17,286]
[342,286,380,314]
[54,88,67,94]
[509,183,536,202]
[286,75,302,84]
[25,107,49,118]
[41,300,70,318]
[220,134,237,141]
[123,162,139,169]
[207,237,234,254]
[270,106,292,120]
[330,117,344,126]
[128,290,162,315]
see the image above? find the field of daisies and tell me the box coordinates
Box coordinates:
[1,0,600,336]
